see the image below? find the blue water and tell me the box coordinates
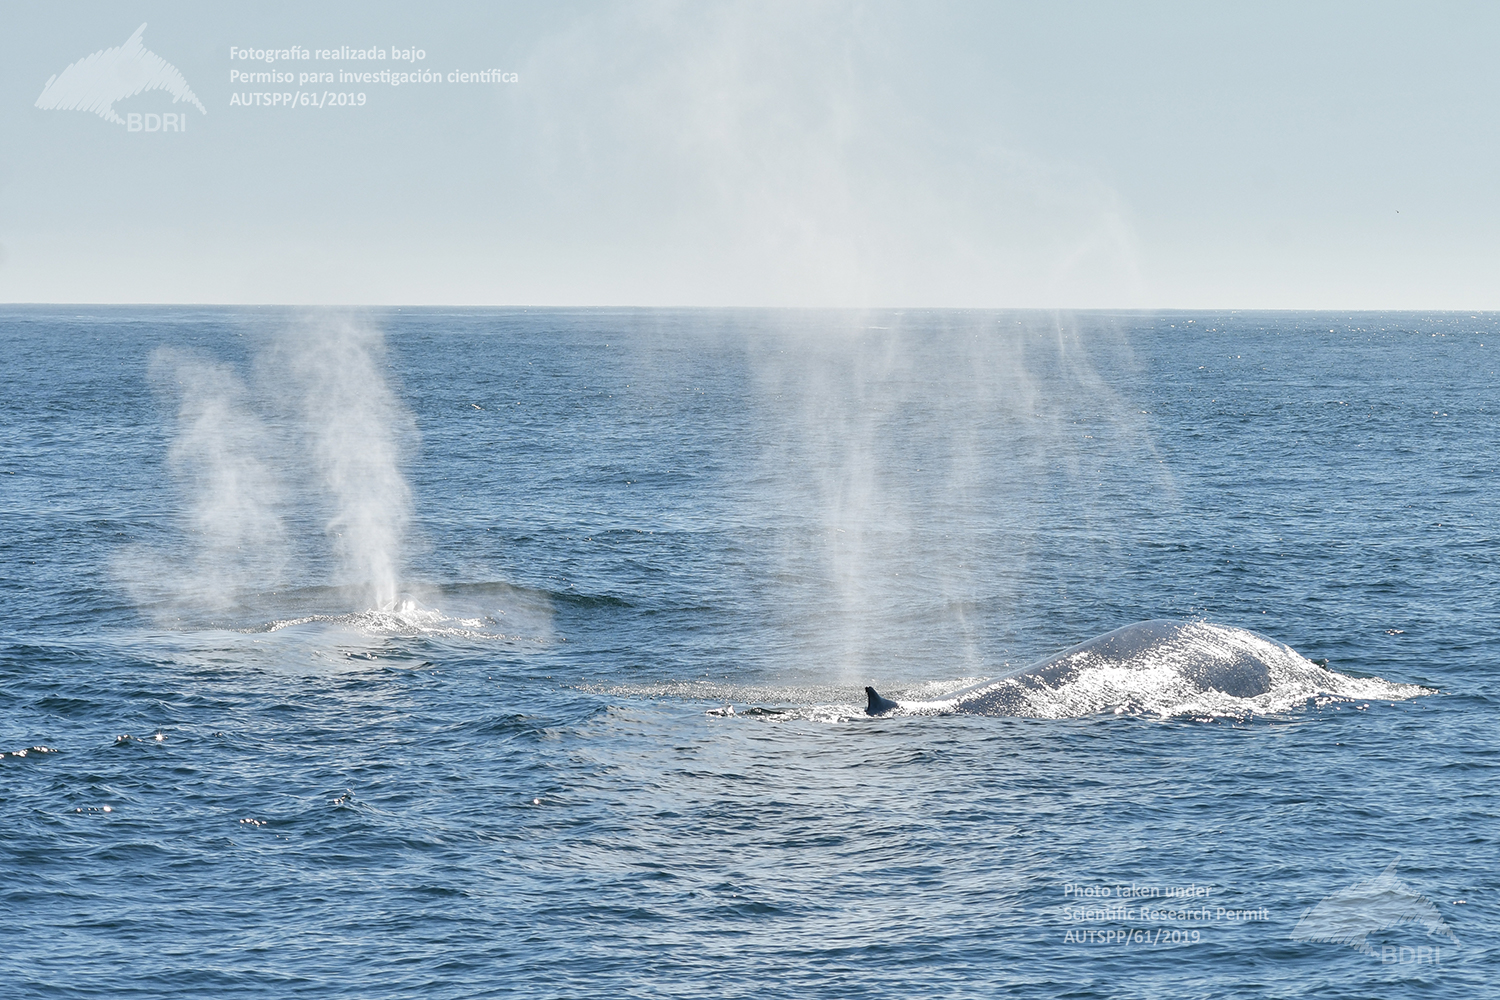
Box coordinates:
[1,307,1495,997]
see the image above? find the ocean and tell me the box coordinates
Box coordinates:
[1,306,1494,997]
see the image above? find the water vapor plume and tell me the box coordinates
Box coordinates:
[268,316,415,611]
[113,350,288,611]
[749,310,1160,682]
[117,314,417,619]
[517,3,1148,308]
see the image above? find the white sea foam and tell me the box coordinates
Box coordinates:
[260,602,517,641]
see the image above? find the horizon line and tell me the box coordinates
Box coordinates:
[0,302,1495,314]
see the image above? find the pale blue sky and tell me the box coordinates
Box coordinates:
[3,1,1497,307]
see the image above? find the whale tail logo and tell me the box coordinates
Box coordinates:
[36,23,206,125]
[1291,859,1459,955]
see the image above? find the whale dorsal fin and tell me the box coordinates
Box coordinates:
[865,686,900,716]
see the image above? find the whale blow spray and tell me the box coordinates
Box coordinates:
[132,351,289,610]
[749,311,1159,684]
[272,316,414,611]
[118,314,415,617]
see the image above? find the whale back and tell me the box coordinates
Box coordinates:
[868,619,1427,719]
[947,619,1284,715]
[1020,619,1274,696]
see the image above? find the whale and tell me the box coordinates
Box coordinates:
[864,618,1328,717]
[36,23,206,125]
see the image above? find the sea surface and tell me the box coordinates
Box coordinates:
[1,306,1495,997]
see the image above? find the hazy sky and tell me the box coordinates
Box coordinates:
[3,1,1498,308]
